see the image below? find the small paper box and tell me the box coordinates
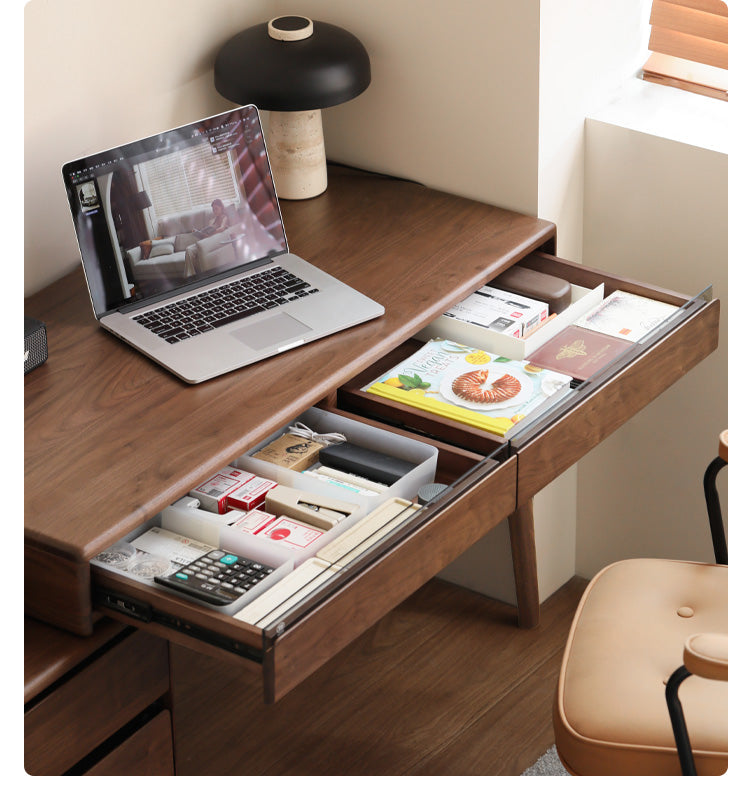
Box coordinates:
[252,433,325,471]
[256,516,325,550]
[230,509,276,535]
[189,467,256,514]
[226,475,278,512]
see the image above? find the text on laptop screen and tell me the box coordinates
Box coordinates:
[63,105,287,317]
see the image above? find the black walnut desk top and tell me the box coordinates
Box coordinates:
[24,166,555,564]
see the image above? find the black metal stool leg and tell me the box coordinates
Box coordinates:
[666,666,698,776]
[703,456,728,565]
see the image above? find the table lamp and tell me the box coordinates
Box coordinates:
[214,15,371,200]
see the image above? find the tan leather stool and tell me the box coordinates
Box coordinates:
[554,558,727,775]
[554,432,728,775]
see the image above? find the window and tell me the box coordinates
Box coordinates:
[136,142,241,221]
[642,0,728,100]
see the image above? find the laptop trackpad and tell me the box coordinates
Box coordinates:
[230,313,312,350]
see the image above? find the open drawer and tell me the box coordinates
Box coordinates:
[91,406,516,703]
[337,250,720,497]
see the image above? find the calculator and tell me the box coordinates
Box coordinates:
[154,548,276,606]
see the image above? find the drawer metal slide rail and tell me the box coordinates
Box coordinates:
[94,588,264,663]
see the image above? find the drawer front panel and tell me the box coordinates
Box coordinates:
[83,710,174,776]
[24,631,169,775]
[91,422,508,700]
[514,297,720,503]
[266,456,517,702]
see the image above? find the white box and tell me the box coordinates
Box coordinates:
[232,508,276,535]
[226,474,277,512]
[234,407,438,514]
[443,285,548,337]
[189,467,256,513]
[417,282,605,361]
[256,516,326,551]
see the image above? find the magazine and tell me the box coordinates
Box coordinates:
[364,338,572,437]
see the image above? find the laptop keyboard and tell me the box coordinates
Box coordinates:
[132,266,318,344]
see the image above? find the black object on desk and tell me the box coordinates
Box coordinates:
[319,442,413,486]
[24,317,48,374]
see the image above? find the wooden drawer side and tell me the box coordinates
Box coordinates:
[265,457,517,702]
[516,298,720,503]
[25,544,93,635]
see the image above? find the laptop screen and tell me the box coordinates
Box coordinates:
[62,105,287,318]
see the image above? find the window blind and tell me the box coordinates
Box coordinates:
[642,0,728,100]
[138,143,240,220]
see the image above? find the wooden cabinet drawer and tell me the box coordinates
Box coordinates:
[82,709,174,776]
[91,410,515,703]
[24,631,169,775]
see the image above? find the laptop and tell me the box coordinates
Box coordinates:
[62,104,384,384]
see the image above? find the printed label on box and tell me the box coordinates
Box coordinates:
[444,286,548,336]
[226,475,278,512]
[257,517,325,550]
[231,508,276,535]
[190,467,256,513]
[133,527,214,566]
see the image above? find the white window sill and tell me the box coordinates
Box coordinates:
[586,77,728,155]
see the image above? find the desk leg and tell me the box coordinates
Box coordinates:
[508,499,540,629]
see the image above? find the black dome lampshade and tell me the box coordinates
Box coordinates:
[214,16,371,200]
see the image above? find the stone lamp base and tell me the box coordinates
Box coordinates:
[266,109,327,200]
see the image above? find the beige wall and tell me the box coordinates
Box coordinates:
[24,0,541,296]
[578,116,728,575]
[24,0,275,296]
[24,1,728,602]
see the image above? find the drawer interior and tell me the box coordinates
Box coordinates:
[337,252,707,455]
[90,405,501,653]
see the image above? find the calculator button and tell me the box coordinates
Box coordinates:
[208,550,226,560]
[175,573,189,581]
[195,573,207,580]
[220,554,238,565]
[208,578,220,584]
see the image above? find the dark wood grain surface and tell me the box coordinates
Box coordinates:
[170,576,587,776]
[24,166,554,564]
[24,630,169,775]
[24,615,126,703]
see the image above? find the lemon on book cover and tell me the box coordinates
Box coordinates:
[465,350,491,365]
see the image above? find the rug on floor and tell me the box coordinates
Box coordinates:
[521,745,570,776]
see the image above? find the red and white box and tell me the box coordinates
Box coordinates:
[230,508,276,536]
[189,467,256,514]
[256,516,325,550]
[226,475,278,512]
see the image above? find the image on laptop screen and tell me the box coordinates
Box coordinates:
[63,106,287,318]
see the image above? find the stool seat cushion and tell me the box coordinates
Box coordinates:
[554,558,727,775]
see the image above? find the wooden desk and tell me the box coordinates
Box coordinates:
[24,166,719,706]
[24,616,172,775]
